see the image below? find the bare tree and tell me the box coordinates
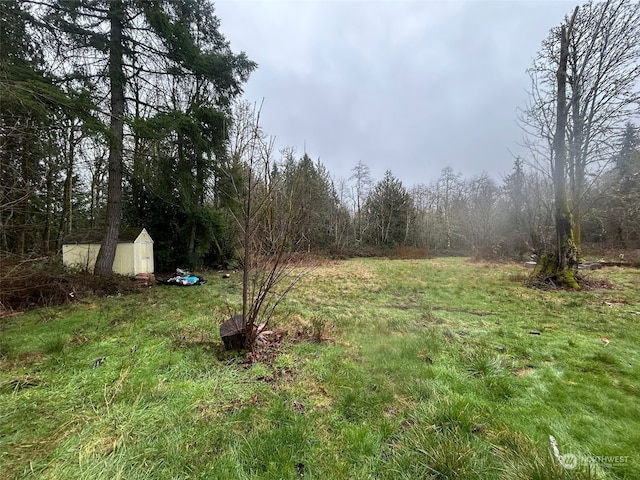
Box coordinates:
[554,8,579,278]
[349,161,372,245]
[220,102,313,350]
[520,0,640,251]
[462,173,500,253]
[535,7,581,288]
[332,176,352,250]
[433,167,464,251]
[501,158,555,257]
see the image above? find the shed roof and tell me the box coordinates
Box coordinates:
[63,227,150,244]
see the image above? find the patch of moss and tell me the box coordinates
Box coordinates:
[531,253,580,289]
[556,267,580,289]
[533,254,556,277]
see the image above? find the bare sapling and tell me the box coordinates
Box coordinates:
[220,101,314,350]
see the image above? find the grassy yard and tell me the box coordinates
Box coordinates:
[1,258,638,479]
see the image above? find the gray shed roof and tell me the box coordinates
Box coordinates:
[63,227,150,244]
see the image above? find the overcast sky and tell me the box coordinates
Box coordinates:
[214,0,577,187]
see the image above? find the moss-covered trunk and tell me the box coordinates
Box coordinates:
[538,8,580,289]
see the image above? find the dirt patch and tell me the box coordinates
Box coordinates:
[1,374,43,392]
[526,272,614,291]
[0,350,47,371]
[577,275,615,290]
[514,366,536,378]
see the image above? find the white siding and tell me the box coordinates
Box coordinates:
[62,228,154,276]
[62,243,101,272]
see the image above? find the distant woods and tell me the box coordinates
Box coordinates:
[1,0,639,272]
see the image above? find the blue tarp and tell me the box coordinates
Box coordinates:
[158,270,207,286]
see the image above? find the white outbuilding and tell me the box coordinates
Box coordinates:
[62,228,154,276]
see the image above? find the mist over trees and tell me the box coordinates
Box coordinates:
[1,0,639,274]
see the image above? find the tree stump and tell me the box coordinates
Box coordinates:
[220,314,247,351]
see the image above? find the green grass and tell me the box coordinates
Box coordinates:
[1,258,639,479]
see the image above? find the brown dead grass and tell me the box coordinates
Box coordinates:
[514,366,536,378]
[0,351,47,372]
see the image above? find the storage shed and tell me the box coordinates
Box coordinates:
[62,228,154,276]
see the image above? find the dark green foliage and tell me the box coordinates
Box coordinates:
[365,170,414,247]
[126,105,235,270]
[0,1,87,255]
[276,153,341,250]
[141,0,256,104]
[589,123,640,247]
[1,0,256,271]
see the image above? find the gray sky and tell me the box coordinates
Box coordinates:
[215,0,577,186]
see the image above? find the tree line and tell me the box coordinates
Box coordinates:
[1,0,639,274]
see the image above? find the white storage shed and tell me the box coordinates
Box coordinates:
[62,228,154,276]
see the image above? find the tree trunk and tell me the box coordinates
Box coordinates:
[43,165,54,254]
[569,74,583,255]
[549,8,579,288]
[95,0,125,276]
[242,171,252,337]
[56,125,76,251]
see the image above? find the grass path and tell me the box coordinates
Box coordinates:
[1,258,638,479]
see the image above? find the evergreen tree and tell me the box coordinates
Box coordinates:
[40,0,255,274]
[364,170,413,247]
[599,123,640,246]
[0,1,83,254]
[277,153,339,251]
